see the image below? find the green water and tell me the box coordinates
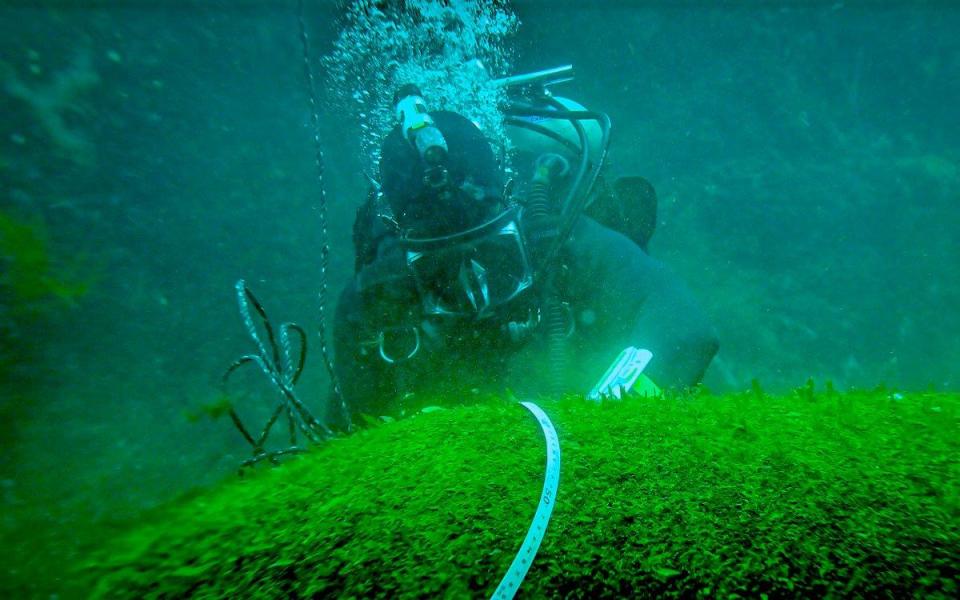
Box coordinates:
[1,1,958,597]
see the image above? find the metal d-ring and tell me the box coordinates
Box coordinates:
[378,326,422,364]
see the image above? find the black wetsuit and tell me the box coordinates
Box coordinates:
[332,211,719,421]
[331,109,716,421]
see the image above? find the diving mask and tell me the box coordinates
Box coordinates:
[401,206,533,319]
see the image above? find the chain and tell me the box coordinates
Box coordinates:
[297,0,350,428]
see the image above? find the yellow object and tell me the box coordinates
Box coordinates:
[632,373,662,398]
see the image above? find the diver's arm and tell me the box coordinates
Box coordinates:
[627,260,720,390]
[566,217,719,392]
[331,277,398,422]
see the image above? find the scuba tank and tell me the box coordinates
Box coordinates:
[497,66,612,267]
[500,66,658,253]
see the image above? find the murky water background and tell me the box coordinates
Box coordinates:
[1,1,958,594]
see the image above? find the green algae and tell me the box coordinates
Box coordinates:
[0,209,89,312]
[73,388,958,598]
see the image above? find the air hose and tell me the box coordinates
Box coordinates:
[525,155,570,396]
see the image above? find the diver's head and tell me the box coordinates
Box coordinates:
[379,110,505,238]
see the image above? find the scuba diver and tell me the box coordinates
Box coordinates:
[332,66,718,421]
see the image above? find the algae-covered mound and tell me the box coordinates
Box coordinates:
[77,389,958,598]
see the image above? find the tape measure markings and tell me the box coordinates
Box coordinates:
[491,401,562,599]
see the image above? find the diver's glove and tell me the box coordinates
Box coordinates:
[588,346,662,401]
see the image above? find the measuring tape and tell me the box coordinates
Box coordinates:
[491,401,562,599]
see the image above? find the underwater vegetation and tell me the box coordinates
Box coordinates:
[70,387,957,598]
[0,209,89,383]
[0,208,91,488]
[0,210,89,311]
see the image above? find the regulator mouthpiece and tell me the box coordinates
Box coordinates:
[394,84,448,166]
